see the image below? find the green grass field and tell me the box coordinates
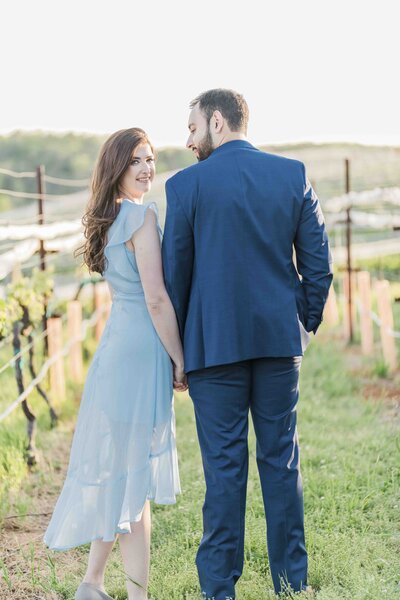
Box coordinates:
[1,331,399,599]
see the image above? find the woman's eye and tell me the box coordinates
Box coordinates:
[147,158,155,163]
[130,159,139,165]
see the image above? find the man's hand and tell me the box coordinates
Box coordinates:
[173,363,188,392]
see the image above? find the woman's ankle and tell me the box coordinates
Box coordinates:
[82,575,106,591]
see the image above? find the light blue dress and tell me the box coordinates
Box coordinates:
[43,199,181,551]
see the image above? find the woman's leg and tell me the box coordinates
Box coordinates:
[118,500,151,600]
[82,538,116,592]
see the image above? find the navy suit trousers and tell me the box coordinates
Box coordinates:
[188,357,308,599]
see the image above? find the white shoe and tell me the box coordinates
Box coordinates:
[75,582,114,600]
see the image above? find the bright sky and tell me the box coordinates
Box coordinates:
[2,0,399,147]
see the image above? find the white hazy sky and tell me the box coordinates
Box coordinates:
[2,0,399,147]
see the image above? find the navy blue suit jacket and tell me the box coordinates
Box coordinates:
[162,140,333,373]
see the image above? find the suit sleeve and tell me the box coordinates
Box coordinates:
[162,178,194,340]
[294,164,333,334]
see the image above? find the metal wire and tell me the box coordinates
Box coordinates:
[44,174,89,187]
[0,188,87,200]
[0,304,109,422]
[0,166,89,186]
[0,167,36,178]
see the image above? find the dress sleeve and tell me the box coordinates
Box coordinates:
[104,201,162,274]
[106,201,161,249]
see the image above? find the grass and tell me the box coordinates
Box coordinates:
[146,339,400,600]
[1,334,400,599]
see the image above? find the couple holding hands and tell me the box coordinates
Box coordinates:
[44,88,333,599]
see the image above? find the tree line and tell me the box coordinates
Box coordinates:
[0,131,195,211]
[1,131,399,212]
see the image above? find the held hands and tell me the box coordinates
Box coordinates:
[173,363,188,392]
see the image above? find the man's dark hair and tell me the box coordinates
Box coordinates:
[190,88,249,133]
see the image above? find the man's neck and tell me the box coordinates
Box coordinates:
[216,132,247,148]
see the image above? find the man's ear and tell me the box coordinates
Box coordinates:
[211,110,224,133]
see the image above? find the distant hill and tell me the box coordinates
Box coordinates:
[0,132,195,212]
[0,132,399,212]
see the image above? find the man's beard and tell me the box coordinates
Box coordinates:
[196,127,215,161]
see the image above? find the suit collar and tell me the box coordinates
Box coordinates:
[209,139,256,157]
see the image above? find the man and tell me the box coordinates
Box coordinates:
[162,89,333,599]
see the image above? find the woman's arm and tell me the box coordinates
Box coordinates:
[132,208,186,387]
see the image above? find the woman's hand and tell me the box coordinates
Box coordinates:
[173,363,188,392]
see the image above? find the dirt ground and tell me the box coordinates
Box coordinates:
[0,423,83,599]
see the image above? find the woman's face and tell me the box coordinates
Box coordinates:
[119,143,155,200]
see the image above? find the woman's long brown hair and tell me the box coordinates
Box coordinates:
[75,127,154,275]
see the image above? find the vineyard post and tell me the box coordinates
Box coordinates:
[93,282,104,341]
[11,263,21,282]
[345,158,353,342]
[67,300,84,383]
[47,316,66,402]
[375,279,397,372]
[342,271,356,341]
[102,281,112,324]
[357,271,374,355]
[36,164,48,355]
[323,285,339,326]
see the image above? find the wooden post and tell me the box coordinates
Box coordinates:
[102,282,113,322]
[36,165,46,272]
[375,279,397,372]
[47,317,66,401]
[323,285,339,326]
[94,283,104,342]
[67,300,83,383]
[357,271,374,355]
[345,158,353,342]
[342,272,357,341]
[342,273,350,340]
[11,262,21,282]
[36,165,49,356]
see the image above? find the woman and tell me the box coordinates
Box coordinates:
[43,128,185,600]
